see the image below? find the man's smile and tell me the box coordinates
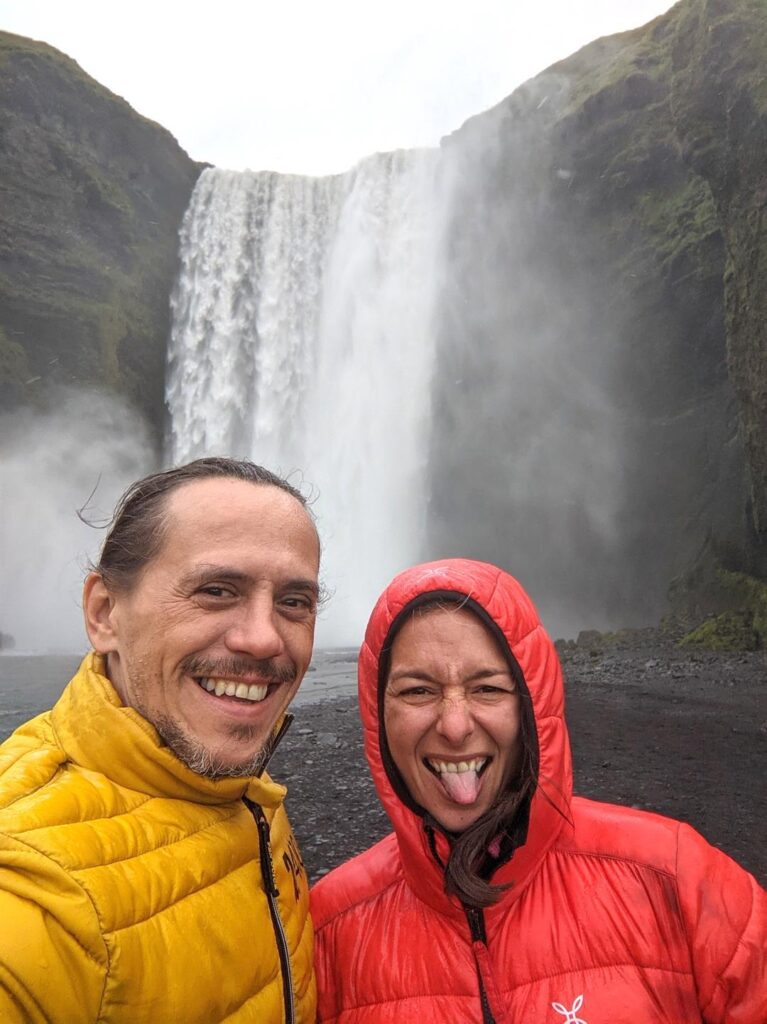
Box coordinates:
[184,651,298,708]
[195,677,271,702]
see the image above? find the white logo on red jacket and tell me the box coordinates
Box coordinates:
[552,994,587,1023]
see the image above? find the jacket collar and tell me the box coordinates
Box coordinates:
[359,558,573,920]
[51,653,287,809]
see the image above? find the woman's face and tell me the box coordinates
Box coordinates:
[383,607,522,832]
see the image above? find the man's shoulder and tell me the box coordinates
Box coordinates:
[310,832,403,931]
[0,709,139,846]
[0,710,66,822]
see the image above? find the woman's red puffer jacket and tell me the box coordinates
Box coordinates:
[311,559,766,1023]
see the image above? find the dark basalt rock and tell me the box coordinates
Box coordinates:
[669,0,767,569]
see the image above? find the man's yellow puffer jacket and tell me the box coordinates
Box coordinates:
[0,653,315,1023]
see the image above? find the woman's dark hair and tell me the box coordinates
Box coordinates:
[378,593,539,910]
[87,456,315,592]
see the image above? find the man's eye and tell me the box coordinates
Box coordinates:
[199,586,234,598]
[280,594,315,612]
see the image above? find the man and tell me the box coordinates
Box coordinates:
[0,457,321,1023]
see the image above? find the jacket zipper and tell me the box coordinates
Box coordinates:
[466,907,496,1024]
[425,821,499,1023]
[244,797,296,1024]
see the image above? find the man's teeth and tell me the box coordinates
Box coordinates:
[428,758,487,774]
[200,679,268,702]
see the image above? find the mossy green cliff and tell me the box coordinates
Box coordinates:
[0,31,200,435]
[430,0,766,627]
[670,0,767,561]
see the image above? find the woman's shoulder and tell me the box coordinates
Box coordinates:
[564,795,684,871]
[310,831,403,931]
[563,795,761,892]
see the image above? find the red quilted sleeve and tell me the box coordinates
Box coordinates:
[675,823,767,1023]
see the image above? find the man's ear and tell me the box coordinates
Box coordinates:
[83,572,120,653]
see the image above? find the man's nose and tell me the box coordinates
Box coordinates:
[435,694,475,745]
[224,597,285,660]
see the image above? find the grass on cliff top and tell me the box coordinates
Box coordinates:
[708,0,767,114]
[549,0,679,120]
[0,31,107,92]
[0,29,190,144]
[672,0,767,116]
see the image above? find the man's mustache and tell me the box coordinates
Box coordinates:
[181,655,297,684]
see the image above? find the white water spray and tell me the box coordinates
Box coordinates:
[167,153,444,645]
[0,390,154,653]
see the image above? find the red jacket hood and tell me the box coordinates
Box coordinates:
[358,558,573,920]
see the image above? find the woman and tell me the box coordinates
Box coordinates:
[311,559,766,1023]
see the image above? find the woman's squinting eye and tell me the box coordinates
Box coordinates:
[393,684,435,700]
[473,681,517,697]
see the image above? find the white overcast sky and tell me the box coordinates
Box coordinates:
[1,1,674,175]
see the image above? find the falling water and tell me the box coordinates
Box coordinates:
[167,153,443,645]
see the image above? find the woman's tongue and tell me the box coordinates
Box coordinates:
[438,768,482,805]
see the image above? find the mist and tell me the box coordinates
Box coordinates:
[428,83,628,637]
[426,68,742,637]
[0,390,154,653]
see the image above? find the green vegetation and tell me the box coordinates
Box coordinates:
[0,29,200,433]
[681,611,760,651]
[680,570,767,650]
[635,175,719,275]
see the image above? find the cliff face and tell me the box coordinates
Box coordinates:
[0,32,200,434]
[670,0,767,558]
[429,0,766,628]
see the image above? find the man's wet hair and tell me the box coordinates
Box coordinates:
[89,457,316,592]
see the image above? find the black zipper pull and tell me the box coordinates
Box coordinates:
[245,796,280,897]
[466,906,487,943]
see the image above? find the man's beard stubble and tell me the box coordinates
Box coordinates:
[146,654,298,779]
[154,715,274,779]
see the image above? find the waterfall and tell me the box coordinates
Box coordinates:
[167,153,443,646]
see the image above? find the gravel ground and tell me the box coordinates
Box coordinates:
[271,634,767,886]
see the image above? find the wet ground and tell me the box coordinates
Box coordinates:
[2,638,765,886]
